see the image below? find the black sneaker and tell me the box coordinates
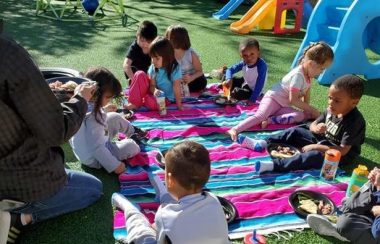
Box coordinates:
[0,211,23,244]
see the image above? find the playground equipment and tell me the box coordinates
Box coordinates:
[213,0,245,20]
[291,0,380,84]
[301,0,313,28]
[229,0,303,35]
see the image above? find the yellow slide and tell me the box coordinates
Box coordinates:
[230,0,277,34]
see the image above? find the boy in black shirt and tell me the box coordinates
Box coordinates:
[123,20,157,83]
[255,75,366,173]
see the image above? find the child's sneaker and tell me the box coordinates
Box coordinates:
[307,214,349,242]
[0,211,23,244]
[254,161,274,174]
[237,135,267,152]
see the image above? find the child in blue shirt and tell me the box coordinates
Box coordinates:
[112,141,230,244]
[222,38,267,102]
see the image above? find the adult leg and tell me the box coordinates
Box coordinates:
[127,71,150,108]
[267,127,319,148]
[188,75,207,92]
[106,112,135,139]
[337,213,376,244]
[11,169,102,223]
[272,150,324,172]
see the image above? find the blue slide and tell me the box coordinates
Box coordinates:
[213,0,245,20]
[292,0,380,84]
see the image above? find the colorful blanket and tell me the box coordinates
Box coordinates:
[113,99,349,240]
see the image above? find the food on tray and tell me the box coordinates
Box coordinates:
[49,80,78,92]
[297,194,333,215]
[270,145,297,158]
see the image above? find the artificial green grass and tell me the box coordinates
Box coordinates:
[1,0,380,243]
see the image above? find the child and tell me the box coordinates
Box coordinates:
[255,75,365,173]
[123,20,157,82]
[125,37,183,111]
[222,38,267,102]
[70,67,141,174]
[227,41,334,141]
[165,24,207,92]
[308,166,380,243]
[112,141,230,244]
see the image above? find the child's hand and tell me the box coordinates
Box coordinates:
[372,206,380,217]
[227,128,238,141]
[314,123,327,134]
[368,167,380,188]
[104,103,118,112]
[75,82,97,102]
[302,144,317,152]
[154,89,162,97]
[222,79,232,88]
[182,74,192,84]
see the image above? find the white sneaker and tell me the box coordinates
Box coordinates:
[0,210,11,244]
[307,214,349,242]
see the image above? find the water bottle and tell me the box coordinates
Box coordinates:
[320,149,341,181]
[156,91,167,116]
[237,135,267,152]
[346,164,369,197]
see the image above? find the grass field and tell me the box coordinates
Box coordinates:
[1,0,380,243]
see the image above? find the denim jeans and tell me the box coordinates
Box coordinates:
[11,169,103,223]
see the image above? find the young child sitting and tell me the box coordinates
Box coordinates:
[165,24,207,92]
[125,37,183,111]
[255,75,366,173]
[308,166,380,243]
[222,37,267,102]
[70,67,140,174]
[123,20,157,82]
[112,141,230,244]
[228,42,334,141]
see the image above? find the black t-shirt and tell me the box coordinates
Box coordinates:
[315,107,366,158]
[125,40,151,79]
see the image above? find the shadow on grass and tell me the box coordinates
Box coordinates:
[364,78,380,98]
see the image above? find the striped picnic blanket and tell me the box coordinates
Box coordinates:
[113,99,349,240]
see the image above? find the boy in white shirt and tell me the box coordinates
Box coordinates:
[112,140,230,244]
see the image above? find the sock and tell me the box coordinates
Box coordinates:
[255,161,274,174]
[238,135,267,152]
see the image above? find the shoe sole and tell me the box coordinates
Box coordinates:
[0,210,11,244]
[307,215,348,242]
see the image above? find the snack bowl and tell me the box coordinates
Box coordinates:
[289,190,337,218]
[155,149,168,169]
[217,196,238,223]
[267,143,300,159]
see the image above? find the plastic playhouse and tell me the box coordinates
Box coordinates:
[228,0,304,34]
[292,0,380,84]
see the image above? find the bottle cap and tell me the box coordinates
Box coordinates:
[353,165,369,176]
[325,149,341,162]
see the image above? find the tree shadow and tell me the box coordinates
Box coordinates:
[364,78,380,98]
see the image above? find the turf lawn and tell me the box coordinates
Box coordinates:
[1,0,379,243]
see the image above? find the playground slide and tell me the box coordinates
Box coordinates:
[230,0,276,34]
[213,0,245,20]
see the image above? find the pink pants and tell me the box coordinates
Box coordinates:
[234,95,311,133]
[128,71,168,111]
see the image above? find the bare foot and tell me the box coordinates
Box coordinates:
[261,119,269,129]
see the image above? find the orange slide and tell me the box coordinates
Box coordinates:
[230,0,277,34]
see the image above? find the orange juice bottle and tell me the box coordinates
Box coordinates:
[222,83,230,99]
[320,149,341,181]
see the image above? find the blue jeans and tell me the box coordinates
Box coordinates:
[267,127,326,172]
[11,169,103,223]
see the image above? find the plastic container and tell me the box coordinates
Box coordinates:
[156,91,167,116]
[244,230,266,244]
[346,165,369,197]
[320,149,341,181]
[181,81,190,97]
[222,83,230,99]
[237,135,267,152]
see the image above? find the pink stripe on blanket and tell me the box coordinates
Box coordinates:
[210,165,255,175]
[208,145,267,161]
[229,184,347,219]
[119,171,149,182]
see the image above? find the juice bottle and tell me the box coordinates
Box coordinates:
[320,149,341,181]
[346,165,369,197]
[156,91,167,116]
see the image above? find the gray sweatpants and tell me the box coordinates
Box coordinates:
[336,183,380,244]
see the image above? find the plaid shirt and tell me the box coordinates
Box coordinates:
[0,35,88,202]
